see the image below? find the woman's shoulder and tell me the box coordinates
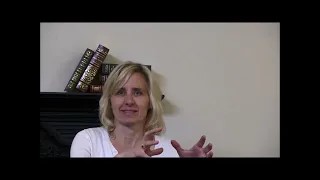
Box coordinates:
[71,126,108,157]
[75,126,107,139]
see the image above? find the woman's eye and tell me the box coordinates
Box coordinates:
[134,91,142,96]
[116,89,125,96]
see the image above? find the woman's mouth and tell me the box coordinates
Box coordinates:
[121,110,138,115]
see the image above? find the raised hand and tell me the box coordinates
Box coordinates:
[115,127,163,157]
[171,135,213,158]
[115,147,150,157]
[141,127,163,156]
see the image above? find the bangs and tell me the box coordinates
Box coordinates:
[110,72,131,95]
[109,65,150,96]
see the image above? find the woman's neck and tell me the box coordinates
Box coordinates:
[111,122,145,149]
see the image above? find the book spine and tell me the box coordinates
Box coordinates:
[101,63,118,75]
[64,48,94,92]
[100,74,108,84]
[101,63,151,75]
[76,44,109,92]
[88,85,103,93]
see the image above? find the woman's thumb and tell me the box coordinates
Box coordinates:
[171,140,183,152]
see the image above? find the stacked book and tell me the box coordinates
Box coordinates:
[64,44,152,94]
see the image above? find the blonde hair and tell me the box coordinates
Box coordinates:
[99,61,165,135]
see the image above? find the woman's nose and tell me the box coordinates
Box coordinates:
[124,94,134,105]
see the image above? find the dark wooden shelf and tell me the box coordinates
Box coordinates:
[41,92,101,111]
[40,92,101,157]
[40,91,102,97]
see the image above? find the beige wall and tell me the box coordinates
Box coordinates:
[40,23,280,157]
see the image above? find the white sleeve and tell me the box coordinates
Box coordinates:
[70,130,92,157]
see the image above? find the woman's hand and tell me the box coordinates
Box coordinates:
[171,135,213,158]
[115,148,149,157]
[115,127,164,157]
[141,127,163,156]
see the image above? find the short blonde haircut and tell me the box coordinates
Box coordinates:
[99,61,165,135]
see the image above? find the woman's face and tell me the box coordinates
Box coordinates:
[111,72,150,126]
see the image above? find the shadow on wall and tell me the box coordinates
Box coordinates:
[104,54,179,116]
[151,70,179,116]
[103,54,122,64]
[162,98,179,115]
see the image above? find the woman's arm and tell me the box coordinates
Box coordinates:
[70,130,92,157]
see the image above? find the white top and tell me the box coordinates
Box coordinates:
[70,126,179,157]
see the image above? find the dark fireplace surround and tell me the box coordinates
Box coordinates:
[40,92,101,157]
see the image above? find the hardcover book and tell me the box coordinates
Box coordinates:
[101,63,151,75]
[76,44,109,92]
[88,84,103,93]
[64,48,94,92]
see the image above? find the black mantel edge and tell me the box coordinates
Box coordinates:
[40,92,102,98]
[40,92,101,112]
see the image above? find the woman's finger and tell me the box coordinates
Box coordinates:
[171,140,183,153]
[144,127,162,138]
[206,151,213,158]
[195,135,206,148]
[146,148,163,156]
[203,143,213,153]
[134,149,150,157]
[141,140,159,150]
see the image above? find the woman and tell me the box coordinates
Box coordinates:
[70,61,213,157]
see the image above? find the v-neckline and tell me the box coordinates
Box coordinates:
[101,127,118,156]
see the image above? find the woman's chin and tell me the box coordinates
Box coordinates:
[118,118,143,126]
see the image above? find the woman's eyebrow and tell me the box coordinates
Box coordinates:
[132,88,142,91]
